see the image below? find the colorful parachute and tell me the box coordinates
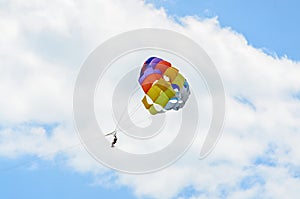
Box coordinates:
[138,57,190,115]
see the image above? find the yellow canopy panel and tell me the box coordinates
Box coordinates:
[142,95,152,109]
[172,73,185,89]
[155,78,170,90]
[164,67,179,82]
[146,85,162,101]
[154,91,169,108]
[155,78,175,98]
[149,105,158,115]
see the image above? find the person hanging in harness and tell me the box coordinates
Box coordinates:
[111,132,118,148]
[105,130,118,148]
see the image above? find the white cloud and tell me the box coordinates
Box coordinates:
[1,0,300,199]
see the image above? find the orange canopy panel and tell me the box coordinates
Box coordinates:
[155,61,171,73]
[141,73,162,93]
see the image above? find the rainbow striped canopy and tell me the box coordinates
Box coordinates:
[138,57,190,115]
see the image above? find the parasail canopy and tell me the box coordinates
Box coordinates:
[138,57,190,115]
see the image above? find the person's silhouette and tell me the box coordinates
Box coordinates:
[111,133,117,147]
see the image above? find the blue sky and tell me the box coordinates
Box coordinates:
[1,158,135,199]
[1,0,300,199]
[146,0,300,61]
